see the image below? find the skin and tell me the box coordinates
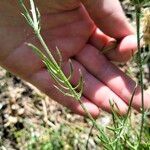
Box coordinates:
[0,0,149,117]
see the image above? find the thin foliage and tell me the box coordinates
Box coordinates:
[18,0,150,149]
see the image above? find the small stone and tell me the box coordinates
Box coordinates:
[4,114,9,119]
[11,104,19,110]
[8,116,18,124]
[10,99,16,104]
[0,103,3,109]
[17,108,25,115]
[99,116,111,127]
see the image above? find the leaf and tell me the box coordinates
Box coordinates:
[27,43,47,60]
[21,13,33,27]
[74,76,83,90]
[56,47,62,67]
[76,69,84,99]
[54,85,74,98]
[20,0,86,115]
[45,60,59,75]
[28,43,59,75]
[67,59,74,81]
[19,0,34,28]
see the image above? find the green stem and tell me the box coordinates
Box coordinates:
[36,32,58,65]
[37,31,95,125]
[36,30,112,147]
[112,84,137,146]
[135,5,145,146]
[86,123,94,150]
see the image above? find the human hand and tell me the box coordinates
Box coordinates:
[0,0,149,117]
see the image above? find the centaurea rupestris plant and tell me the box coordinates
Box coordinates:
[18,0,114,149]
[18,0,150,149]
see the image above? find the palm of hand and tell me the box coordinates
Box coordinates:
[1,1,94,77]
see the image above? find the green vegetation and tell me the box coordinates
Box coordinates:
[14,124,85,150]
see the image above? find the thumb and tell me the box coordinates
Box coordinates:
[81,0,134,39]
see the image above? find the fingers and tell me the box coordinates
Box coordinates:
[1,38,100,117]
[28,68,100,117]
[81,0,134,39]
[105,34,137,62]
[63,59,129,115]
[90,28,137,62]
[75,44,150,110]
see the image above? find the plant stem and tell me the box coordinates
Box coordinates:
[85,123,94,150]
[135,5,145,145]
[36,33,57,65]
[35,30,112,147]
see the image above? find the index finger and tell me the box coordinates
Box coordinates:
[81,0,134,39]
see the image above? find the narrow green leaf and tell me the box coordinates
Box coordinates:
[54,85,75,98]
[27,43,46,60]
[67,59,74,81]
[56,47,62,67]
